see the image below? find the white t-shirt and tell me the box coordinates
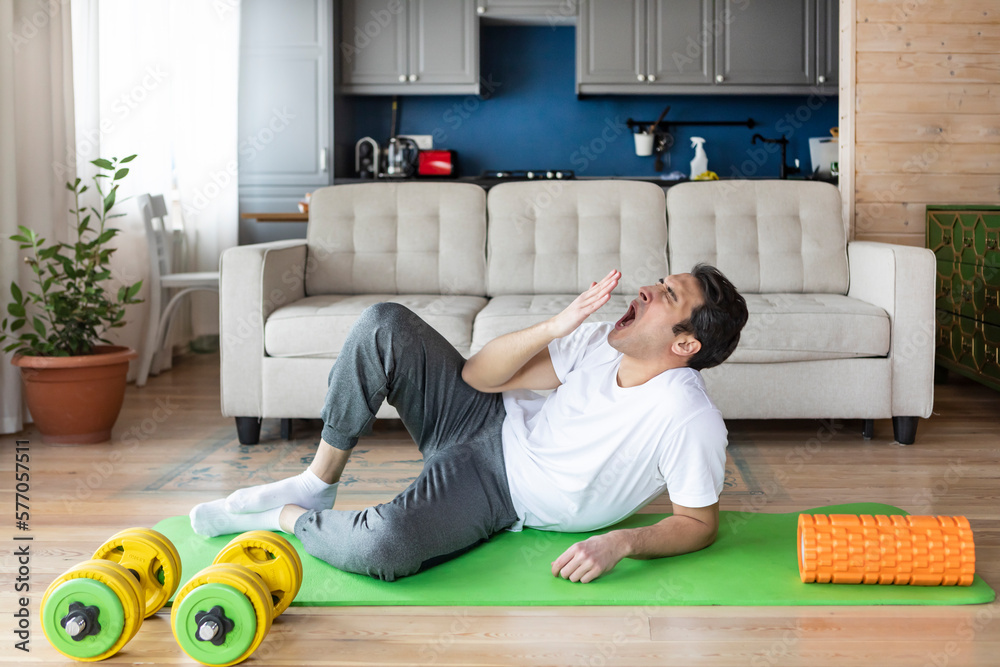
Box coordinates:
[501,322,728,532]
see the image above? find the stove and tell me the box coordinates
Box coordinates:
[478,169,575,181]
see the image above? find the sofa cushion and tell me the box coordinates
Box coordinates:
[486,181,668,296]
[471,294,634,354]
[732,293,889,362]
[265,295,487,359]
[305,183,487,297]
[667,180,849,295]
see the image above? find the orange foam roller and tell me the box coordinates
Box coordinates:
[798,514,975,586]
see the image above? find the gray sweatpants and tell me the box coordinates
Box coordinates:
[294,302,520,581]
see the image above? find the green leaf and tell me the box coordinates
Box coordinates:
[119,154,137,163]
[113,168,129,180]
[10,234,29,243]
[103,186,117,213]
[125,282,142,300]
[79,185,88,194]
[10,282,22,303]
[32,317,45,336]
[9,318,25,331]
[91,158,114,170]
[7,302,25,318]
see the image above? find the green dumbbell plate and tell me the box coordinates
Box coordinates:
[41,578,125,659]
[173,583,257,666]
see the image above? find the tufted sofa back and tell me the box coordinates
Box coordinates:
[486,180,669,296]
[666,180,849,294]
[305,183,487,296]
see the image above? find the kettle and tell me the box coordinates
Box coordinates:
[385,137,419,178]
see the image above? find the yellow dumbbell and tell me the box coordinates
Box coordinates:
[171,531,303,667]
[40,528,182,661]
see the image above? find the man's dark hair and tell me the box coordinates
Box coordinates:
[672,264,748,371]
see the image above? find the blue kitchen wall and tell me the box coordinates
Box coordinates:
[344,25,838,179]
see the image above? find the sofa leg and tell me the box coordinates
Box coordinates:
[862,419,874,440]
[892,417,919,445]
[280,418,293,440]
[235,417,262,445]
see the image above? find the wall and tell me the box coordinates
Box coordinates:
[342,25,839,180]
[849,0,1000,246]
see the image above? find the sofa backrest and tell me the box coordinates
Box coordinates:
[666,180,849,294]
[305,183,487,296]
[486,181,669,296]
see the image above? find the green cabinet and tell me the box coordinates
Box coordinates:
[928,206,1000,391]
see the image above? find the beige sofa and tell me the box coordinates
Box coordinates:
[220,180,934,445]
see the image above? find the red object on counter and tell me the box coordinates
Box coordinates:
[418,150,456,176]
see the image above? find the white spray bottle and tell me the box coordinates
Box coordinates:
[689,137,708,179]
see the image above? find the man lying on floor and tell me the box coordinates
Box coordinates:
[191,264,748,583]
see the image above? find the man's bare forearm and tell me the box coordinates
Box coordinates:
[461,319,557,391]
[616,514,717,560]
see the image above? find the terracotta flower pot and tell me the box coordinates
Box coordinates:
[11,345,137,444]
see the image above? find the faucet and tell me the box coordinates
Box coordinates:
[355,137,380,179]
[751,134,801,179]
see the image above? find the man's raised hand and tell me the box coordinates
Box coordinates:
[547,270,621,339]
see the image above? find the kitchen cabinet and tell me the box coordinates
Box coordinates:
[339,0,480,95]
[476,0,578,25]
[577,0,713,87]
[817,0,839,86]
[577,0,837,95]
[238,0,333,243]
[715,0,814,86]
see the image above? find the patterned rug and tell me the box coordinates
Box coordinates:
[144,419,764,498]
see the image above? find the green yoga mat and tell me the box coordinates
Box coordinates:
[154,503,994,607]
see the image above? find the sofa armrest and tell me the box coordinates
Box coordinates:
[847,240,936,418]
[220,240,308,417]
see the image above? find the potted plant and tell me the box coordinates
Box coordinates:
[1,156,144,444]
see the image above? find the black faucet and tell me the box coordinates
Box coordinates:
[751,134,801,180]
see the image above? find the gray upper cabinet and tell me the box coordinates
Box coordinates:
[817,0,839,87]
[339,0,480,94]
[238,0,332,188]
[577,0,836,95]
[476,0,578,25]
[577,0,644,85]
[715,0,814,86]
[647,0,713,85]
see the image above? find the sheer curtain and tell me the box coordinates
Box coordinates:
[1,1,240,433]
[70,0,240,379]
[0,0,76,434]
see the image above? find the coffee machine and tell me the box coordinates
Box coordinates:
[385,136,419,178]
[354,137,380,179]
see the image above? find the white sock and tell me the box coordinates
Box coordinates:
[224,469,338,514]
[190,500,284,538]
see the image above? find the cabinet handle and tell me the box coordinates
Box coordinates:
[320,147,328,173]
[408,74,418,82]
[818,75,826,84]
[962,339,973,354]
[988,237,998,250]
[716,74,725,83]
[962,288,973,302]
[398,74,407,82]
[637,74,646,82]
[647,74,656,82]
[943,233,952,244]
[963,236,973,248]
[477,4,485,14]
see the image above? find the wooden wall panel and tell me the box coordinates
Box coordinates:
[856,0,1000,25]
[846,0,1000,243]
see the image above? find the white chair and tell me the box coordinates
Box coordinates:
[136,194,219,387]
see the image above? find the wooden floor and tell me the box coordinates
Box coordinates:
[2,351,998,666]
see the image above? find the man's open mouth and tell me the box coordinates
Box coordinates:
[615,301,637,330]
